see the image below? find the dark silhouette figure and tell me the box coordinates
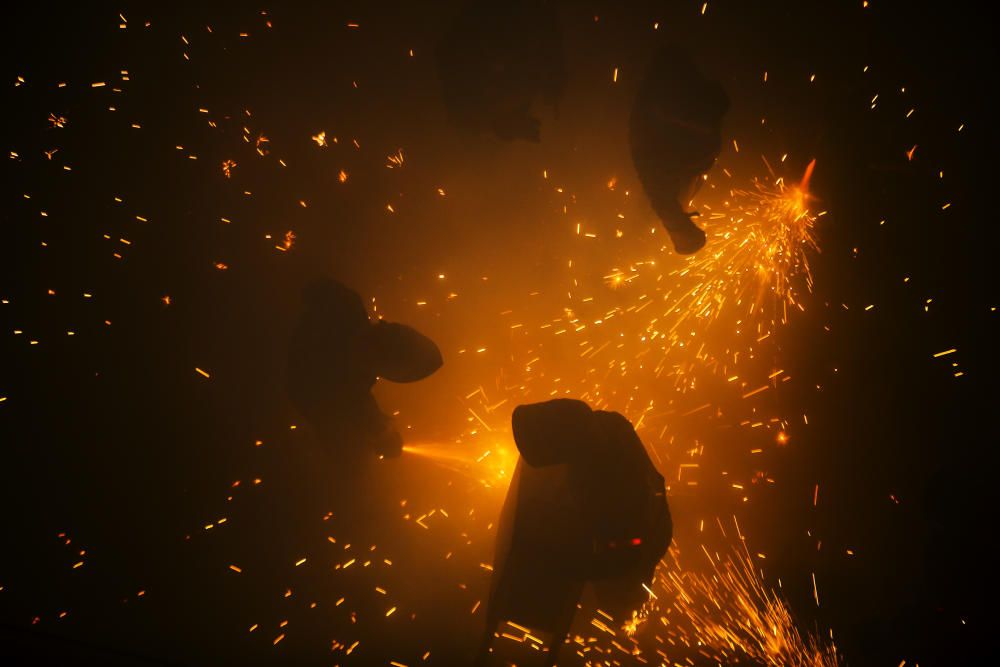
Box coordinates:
[435,0,567,142]
[203,280,443,665]
[287,278,443,461]
[476,399,671,666]
[630,45,730,255]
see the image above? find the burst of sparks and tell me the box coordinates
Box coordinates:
[653,527,840,666]
[643,159,820,374]
[16,6,971,664]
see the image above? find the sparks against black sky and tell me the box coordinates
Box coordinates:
[1,4,995,666]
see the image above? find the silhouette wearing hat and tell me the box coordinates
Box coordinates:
[287,278,443,461]
[476,399,671,666]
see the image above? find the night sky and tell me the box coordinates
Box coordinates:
[1,3,996,666]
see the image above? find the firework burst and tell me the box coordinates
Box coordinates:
[651,519,839,666]
[643,160,821,372]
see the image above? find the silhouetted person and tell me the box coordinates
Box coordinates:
[476,399,671,666]
[287,278,443,461]
[630,44,729,255]
[435,0,567,142]
[210,280,443,661]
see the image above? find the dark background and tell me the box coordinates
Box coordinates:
[1,2,996,665]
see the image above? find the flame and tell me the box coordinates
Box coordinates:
[403,437,518,488]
